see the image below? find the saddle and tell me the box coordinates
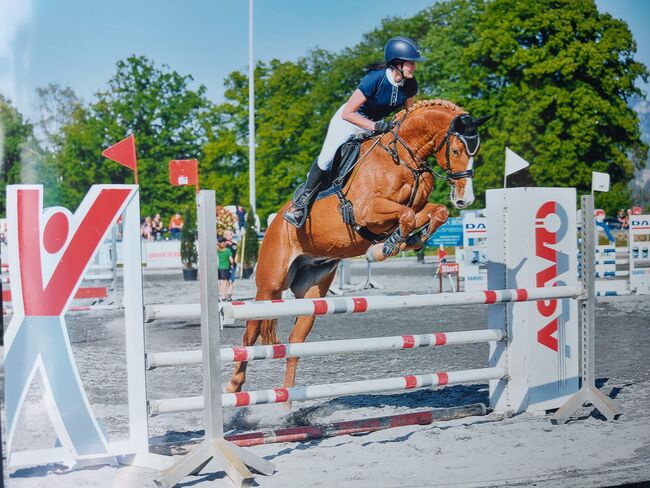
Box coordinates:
[289,133,370,230]
[314,133,369,200]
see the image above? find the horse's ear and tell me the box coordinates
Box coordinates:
[473,115,493,127]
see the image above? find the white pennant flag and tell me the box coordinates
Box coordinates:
[591,171,610,193]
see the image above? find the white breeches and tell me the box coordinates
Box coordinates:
[316,105,367,170]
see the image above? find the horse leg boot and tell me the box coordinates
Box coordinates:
[283,159,327,228]
[403,204,449,250]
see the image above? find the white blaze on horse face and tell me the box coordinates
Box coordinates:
[452,157,475,209]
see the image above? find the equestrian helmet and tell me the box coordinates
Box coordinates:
[384,36,426,64]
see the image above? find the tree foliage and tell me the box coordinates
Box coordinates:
[54,55,212,216]
[0,96,58,213]
[180,204,197,269]
[2,0,647,220]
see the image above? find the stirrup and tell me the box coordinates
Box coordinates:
[382,228,403,257]
[283,204,308,228]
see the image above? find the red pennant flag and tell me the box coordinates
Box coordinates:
[438,247,448,262]
[102,134,138,183]
[169,159,199,193]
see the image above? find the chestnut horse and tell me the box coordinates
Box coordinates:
[227,99,489,394]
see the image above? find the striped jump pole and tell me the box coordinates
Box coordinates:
[146,328,505,369]
[223,286,582,321]
[225,403,487,447]
[148,367,506,415]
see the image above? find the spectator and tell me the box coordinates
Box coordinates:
[151,213,165,240]
[236,205,246,233]
[217,236,234,300]
[169,212,184,239]
[617,209,626,227]
[621,208,632,229]
[224,230,238,300]
[141,216,153,241]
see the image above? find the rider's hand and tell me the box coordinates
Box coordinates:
[374,120,395,134]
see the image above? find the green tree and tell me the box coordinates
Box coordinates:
[55,55,212,216]
[0,96,57,214]
[452,0,648,213]
[35,83,82,152]
[180,204,198,270]
[242,208,259,269]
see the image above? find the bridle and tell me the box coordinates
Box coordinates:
[376,111,480,199]
[432,114,481,182]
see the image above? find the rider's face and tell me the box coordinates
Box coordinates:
[401,61,416,78]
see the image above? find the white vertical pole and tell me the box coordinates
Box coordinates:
[122,188,149,454]
[248,0,256,215]
[196,190,224,439]
[155,191,274,486]
[111,225,118,292]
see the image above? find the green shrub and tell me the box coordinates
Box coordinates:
[180,205,198,269]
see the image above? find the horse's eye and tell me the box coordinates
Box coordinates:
[451,148,460,157]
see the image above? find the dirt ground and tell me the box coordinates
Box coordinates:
[4,258,650,487]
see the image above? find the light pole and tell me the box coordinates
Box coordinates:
[248,0,256,215]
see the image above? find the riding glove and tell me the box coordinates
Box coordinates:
[374,120,395,133]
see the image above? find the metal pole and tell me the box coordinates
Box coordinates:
[248,0,256,215]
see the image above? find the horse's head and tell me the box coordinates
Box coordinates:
[432,113,491,209]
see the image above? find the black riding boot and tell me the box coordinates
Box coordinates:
[284,160,327,228]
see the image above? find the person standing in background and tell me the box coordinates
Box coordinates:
[224,230,238,300]
[217,236,234,300]
[236,205,246,233]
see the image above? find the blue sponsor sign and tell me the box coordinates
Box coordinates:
[426,217,463,247]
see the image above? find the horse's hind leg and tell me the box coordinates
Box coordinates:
[227,219,295,393]
[283,264,338,391]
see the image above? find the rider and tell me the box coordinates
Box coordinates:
[284,36,426,228]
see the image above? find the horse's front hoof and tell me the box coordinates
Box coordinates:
[225,380,243,393]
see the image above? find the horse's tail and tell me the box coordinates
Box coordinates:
[260,318,279,345]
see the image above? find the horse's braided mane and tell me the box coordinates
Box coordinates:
[395,99,464,120]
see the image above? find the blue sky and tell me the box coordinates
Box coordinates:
[1,0,649,123]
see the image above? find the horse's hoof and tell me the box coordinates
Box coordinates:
[225,381,242,394]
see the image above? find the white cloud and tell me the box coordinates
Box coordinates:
[0,0,33,102]
[634,98,650,114]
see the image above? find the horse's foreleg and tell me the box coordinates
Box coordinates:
[356,197,417,257]
[357,197,416,239]
[402,203,449,251]
[283,267,338,392]
[365,203,449,261]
